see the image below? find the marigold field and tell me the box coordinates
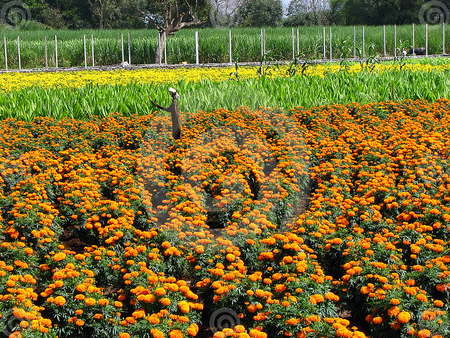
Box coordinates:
[1,65,450,338]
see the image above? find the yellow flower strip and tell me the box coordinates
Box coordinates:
[1,63,450,92]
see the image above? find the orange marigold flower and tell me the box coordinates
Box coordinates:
[187,323,199,336]
[169,329,183,338]
[286,318,299,325]
[388,306,400,317]
[155,288,166,296]
[178,301,190,313]
[397,311,411,324]
[234,325,246,333]
[98,298,109,306]
[84,298,96,306]
[417,329,431,338]
[53,253,66,262]
[434,300,444,307]
[151,329,165,338]
[54,296,66,306]
[160,298,171,306]
[390,298,400,305]
[372,317,383,324]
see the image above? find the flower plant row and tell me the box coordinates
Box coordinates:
[0,99,449,338]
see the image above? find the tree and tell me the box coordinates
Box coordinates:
[239,0,283,27]
[46,0,95,28]
[329,0,425,26]
[284,0,330,26]
[209,0,244,27]
[131,0,210,63]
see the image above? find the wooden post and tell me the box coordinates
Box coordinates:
[3,37,7,70]
[17,36,21,70]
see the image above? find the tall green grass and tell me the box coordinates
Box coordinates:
[2,66,450,121]
[0,25,449,69]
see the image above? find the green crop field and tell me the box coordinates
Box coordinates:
[0,25,449,69]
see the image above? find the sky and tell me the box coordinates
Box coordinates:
[282,0,290,14]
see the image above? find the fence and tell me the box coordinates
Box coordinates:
[1,24,449,71]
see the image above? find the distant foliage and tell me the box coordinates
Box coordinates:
[238,0,283,27]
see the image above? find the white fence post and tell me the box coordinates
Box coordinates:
[443,22,446,55]
[164,31,167,64]
[292,27,295,60]
[353,25,356,57]
[45,36,48,69]
[158,33,162,65]
[394,25,397,57]
[17,36,21,70]
[195,30,199,65]
[229,30,232,64]
[362,26,365,57]
[323,27,326,59]
[263,29,266,55]
[329,26,332,60]
[3,37,7,70]
[84,35,87,69]
[121,33,124,64]
[261,29,263,58]
[383,25,386,56]
[91,34,94,67]
[412,23,415,56]
[55,35,58,68]
[297,28,299,55]
[128,32,131,64]
[426,23,428,57]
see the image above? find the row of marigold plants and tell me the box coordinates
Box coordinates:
[0,99,449,338]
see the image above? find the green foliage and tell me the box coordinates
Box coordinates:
[3,61,450,121]
[284,0,330,26]
[239,0,283,27]
[329,0,431,25]
[1,24,450,69]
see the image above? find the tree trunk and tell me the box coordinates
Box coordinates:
[155,31,167,64]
